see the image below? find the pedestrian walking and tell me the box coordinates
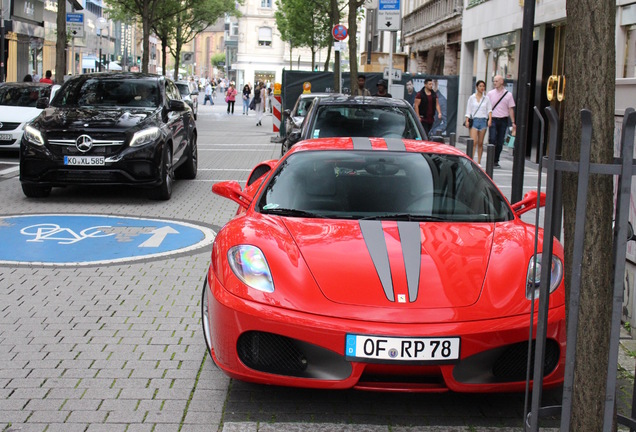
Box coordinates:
[486,75,516,168]
[464,80,492,165]
[39,70,53,84]
[374,79,392,97]
[241,84,251,115]
[255,83,266,126]
[414,78,442,136]
[203,81,214,105]
[225,83,237,114]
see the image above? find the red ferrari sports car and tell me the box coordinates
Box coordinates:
[201,137,566,393]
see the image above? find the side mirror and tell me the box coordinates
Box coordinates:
[289,130,301,142]
[36,97,49,109]
[429,135,445,144]
[212,181,252,209]
[283,109,291,117]
[511,190,545,216]
[169,99,187,111]
[191,90,199,95]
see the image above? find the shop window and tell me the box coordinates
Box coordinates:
[625,25,636,78]
[261,0,271,7]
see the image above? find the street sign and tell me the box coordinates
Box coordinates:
[66,12,84,38]
[365,0,378,9]
[0,214,215,266]
[377,0,401,31]
[334,41,346,52]
[332,24,348,41]
[383,67,402,81]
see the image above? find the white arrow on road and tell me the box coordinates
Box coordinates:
[138,226,179,248]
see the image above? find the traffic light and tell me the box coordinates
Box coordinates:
[136,56,140,65]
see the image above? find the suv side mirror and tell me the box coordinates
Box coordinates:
[169,99,187,111]
[429,135,445,144]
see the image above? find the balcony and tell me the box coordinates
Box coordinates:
[403,0,463,38]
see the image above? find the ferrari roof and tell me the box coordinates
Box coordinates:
[289,137,467,157]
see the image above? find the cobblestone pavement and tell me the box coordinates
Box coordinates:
[0,98,633,432]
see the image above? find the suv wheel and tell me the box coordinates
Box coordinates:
[22,183,52,198]
[149,144,174,200]
[175,133,197,180]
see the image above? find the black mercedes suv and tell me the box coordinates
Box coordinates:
[20,72,197,200]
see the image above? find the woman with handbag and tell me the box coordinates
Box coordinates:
[241,84,251,115]
[464,80,492,165]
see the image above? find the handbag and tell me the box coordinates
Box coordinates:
[249,98,256,110]
[467,95,485,129]
[506,128,516,148]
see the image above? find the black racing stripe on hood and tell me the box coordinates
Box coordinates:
[385,138,406,151]
[359,220,394,302]
[398,221,422,302]
[352,137,372,150]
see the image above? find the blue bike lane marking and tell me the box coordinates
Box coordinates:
[0,214,216,266]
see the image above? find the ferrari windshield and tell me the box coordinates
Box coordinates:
[307,106,423,140]
[258,150,513,222]
[51,78,160,108]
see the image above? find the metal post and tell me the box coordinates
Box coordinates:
[449,132,456,147]
[388,31,393,89]
[485,144,495,178]
[465,138,474,159]
[511,0,537,203]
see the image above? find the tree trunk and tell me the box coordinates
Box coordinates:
[348,0,359,92]
[55,2,67,84]
[142,2,151,73]
[562,0,615,430]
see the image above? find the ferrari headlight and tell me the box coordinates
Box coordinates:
[24,124,45,146]
[228,245,274,293]
[130,127,160,147]
[526,253,563,300]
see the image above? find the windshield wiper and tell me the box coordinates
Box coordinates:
[360,213,445,222]
[260,208,324,218]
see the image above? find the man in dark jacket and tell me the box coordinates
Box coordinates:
[414,78,442,135]
[373,79,392,97]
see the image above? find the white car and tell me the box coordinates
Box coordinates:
[0,82,53,151]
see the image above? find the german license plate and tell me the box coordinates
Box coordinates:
[64,156,105,166]
[345,334,460,363]
[0,134,12,141]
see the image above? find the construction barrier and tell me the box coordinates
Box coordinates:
[273,83,282,133]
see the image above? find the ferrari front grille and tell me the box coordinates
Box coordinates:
[492,339,560,382]
[237,331,308,376]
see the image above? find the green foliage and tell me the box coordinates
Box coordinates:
[211,53,226,67]
[275,0,334,52]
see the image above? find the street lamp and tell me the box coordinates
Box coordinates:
[96,17,108,72]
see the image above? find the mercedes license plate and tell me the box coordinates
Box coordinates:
[0,134,12,141]
[345,334,460,363]
[64,156,105,166]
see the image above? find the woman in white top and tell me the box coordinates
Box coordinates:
[464,80,492,164]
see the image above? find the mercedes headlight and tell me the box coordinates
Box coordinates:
[228,245,274,293]
[24,124,45,146]
[130,127,160,147]
[526,253,563,300]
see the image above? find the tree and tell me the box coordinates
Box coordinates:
[168,0,239,81]
[561,0,615,429]
[347,0,365,93]
[55,1,67,84]
[274,0,332,71]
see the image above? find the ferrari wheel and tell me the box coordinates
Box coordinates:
[201,278,214,360]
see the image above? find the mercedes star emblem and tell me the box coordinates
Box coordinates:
[76,135,94,153]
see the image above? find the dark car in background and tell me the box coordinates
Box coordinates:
[176,80,199,120]
[283,95,428,154]
[281,92,332,155]
[20,72,197,200]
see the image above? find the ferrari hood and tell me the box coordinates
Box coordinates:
[284,219,494,308]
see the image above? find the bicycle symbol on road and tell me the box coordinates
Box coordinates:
[20,224,115,245]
